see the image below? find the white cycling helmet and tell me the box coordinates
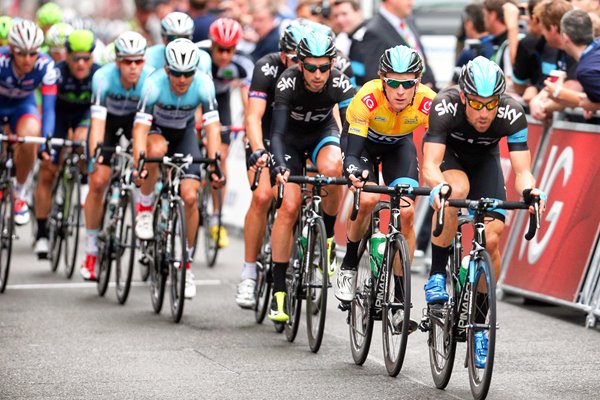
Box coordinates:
[161,12,194,39]
[114,31,147,58]
[9,19,44,50]
[165,38,199,73]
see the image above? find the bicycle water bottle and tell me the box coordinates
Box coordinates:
[457,256,469,291]
[369,231,386,278]
[299,225,308,259]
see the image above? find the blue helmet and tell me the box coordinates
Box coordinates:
[459,56,506,97]
[279,21,306,53]
[379,45,423,77]
[296,30,336,60]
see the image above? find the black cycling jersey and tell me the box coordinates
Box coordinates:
[333,50,354,82]
[55,61,100,113]
[270,66,356,169]
[424,86,528,154]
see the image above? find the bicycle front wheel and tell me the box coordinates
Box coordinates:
[349,236,374,365]
[48,177,64,273]
[382,235,411,377]
[62,169,81,279]
[305,218,328,353]
[201,184,222,267]
[149,198,167,313]
[169,199,187,323]
[254,259,271,324]
[467,250,496,400]
[114,188,136,305]
[285,224,303,342]
[96,186,114,297]
[0,181,14,293]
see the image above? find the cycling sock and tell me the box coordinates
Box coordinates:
[430,244,450,277]
[138,191,153,208]
[272,262,288,293]
[187,246,194,261]
[323,212,336,238]
[86,229,98,255]
[475,293,489,324]
[210,213,220,226]
[36,218,48,240]
[14,182,25,199]
[341,238,360,269]
[242,262,257,281]
[394,276,405,303]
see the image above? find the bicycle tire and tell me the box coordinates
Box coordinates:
[467,250,496,400]
[169,198,187,323]
[62,168,81,279]
[115,188,136,305]
[382,235,411,377]
[0,180,14,293]
[254,259,271,324]
[96,185,115,297]
[149,197,167,313]
[48,174,64,273]
[428,246,458,389]
[202,184,222,267]
[305,217,328,353]
[349,235,374,365]
[285,224,303,342]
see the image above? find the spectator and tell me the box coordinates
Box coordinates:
[250,1,281,62]
[330,0,365,57]
[189,0,218,42]
[135,0,171,45]
[483,0,519,76]
[296,0,323,23]
[350,0,436,88]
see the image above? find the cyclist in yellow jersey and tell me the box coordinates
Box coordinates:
[335,46,435,322]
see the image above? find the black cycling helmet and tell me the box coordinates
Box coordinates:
[458,56,506,97]
[279,21,305,53]
[378,45,423,77]
[296,30,336,61]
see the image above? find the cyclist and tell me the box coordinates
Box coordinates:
[145,11,212,74]
[133,38,223,299]
[0,16,12,46]
[0,20,57,226]
[268,30,356,322]
[81,31,153,281]
[235,21,307,309]
[44,22,74,63]
[197,17,255,249]
[335,46,435,321]
[422,56,547,368]
[33,29,100,259]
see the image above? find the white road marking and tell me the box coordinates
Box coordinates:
[6,279,222,290]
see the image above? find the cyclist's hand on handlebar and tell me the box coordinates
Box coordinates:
[209,168,226,189]
[274,166,289,185]
[247,149,269,172]
[523,188,547,214]
[429,182,451,211]
[348,169,369,191]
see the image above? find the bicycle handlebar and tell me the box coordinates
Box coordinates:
[251,167,262,191]
[350,184,431,222]
[0,135,85,149]
[275,175,348,209]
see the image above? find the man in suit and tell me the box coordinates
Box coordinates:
[350,0,437,89]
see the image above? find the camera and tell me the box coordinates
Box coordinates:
[464,38,483,55]
[311,0,332,19]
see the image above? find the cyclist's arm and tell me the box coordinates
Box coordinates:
[270,104,289,169]
[422,141,447,188]
[240,84,249,111]
[244,97,267,152]
[509,150,536,195]
[40,61,58,138]
[203,116,221,159]
[198,75,221,158]
[132,117,151,167]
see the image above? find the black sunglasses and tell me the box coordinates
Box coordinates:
[71,54,92,62]
[303,62,331,73]
[14,48,39,57]
[168,69,195,78]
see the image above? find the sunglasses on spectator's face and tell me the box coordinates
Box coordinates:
[119,58,144,65]
[14,48,39,57]
[285,53,298,63]
[302,62,331,73]
[383,77,418,90]
[168,69,195,78]
[465,95,500,111]
[71,54,91,62]
[215,46,235,53]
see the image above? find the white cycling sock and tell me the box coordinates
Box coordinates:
[86,229,98,255]
[14,182,26,199]
[242,262,257,281]
[138,191,154,208]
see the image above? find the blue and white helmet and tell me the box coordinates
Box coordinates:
[165,38,199,72]
[459,56,506,97]
[9,19,44,50]
[379,45,423,77]
[114,31,147,58]
[161,12,194,39]
[296,30,336,60]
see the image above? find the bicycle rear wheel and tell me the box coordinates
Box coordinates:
[0,180,14,293]
[467,250,496,400]
[428,247,458,389]
[201,184,222,267]
[149,198,167,313]
[115,188,136,305]
[285,224,303,342]
[169,198,187,323]
[349,236,374,365]
[96,185,115,297]
[382,235,411,377]
[62,169,81,279]
[254,259,271,324]
[305,218,328,353]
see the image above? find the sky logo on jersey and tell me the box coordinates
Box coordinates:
[497,103,523,125]
[361,93,377,111]
[261,63,278,78]
[290,110,331,122]
[277,76,296,91]
[434,98,457,117]
[418,97,432,115]
[332,76,352,93]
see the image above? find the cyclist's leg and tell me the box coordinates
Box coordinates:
[211,93,232,247]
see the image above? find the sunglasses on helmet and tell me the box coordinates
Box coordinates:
[168,69,195,78]
[465,95,500,111]
[302,62,331,73]
[383,77,418,90]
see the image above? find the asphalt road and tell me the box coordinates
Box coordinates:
[1,224,599,399]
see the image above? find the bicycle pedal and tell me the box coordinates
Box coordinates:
[418,316,431,333]
[338,302,350,312]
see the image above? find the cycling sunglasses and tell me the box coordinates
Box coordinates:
[215,46,235,53]
[119,58,144,65]
[71,54,92,62]
[383,77,418,90]
[465,95,500,111]
[14,48,39,57]
[168,69,195,78]
[302,62,331,73]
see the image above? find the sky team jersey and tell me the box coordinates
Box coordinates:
[346,79,435,145]
[0,48,57,100]
[197,40,253,96]
[55,61,100,113]
[91,63,154,117]
[138,68,218,130]
[424,86,529,153]
[145,43,212,75]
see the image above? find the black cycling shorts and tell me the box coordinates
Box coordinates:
[97,114,134,166]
